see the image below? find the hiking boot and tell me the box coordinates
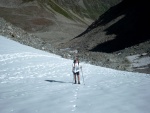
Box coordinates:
[78,81,80,84]
[74,80,77,84]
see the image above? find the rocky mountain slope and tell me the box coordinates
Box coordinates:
[63,0,150,51]
[59,0,150,73]
[0,0,121,46]
[1,0,149,74]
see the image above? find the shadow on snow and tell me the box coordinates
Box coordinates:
[45,80,72,84]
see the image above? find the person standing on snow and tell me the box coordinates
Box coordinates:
[72,58,81,84]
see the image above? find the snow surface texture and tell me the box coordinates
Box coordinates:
[127,54,150,68]
[0,35,150,113]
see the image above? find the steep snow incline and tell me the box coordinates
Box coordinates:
[0,35,150,113]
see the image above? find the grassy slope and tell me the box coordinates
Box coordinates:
[37,0,121,22]
[0,0,122,32]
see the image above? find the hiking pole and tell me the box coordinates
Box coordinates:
[72,72,74,84]
[81,66,85,85]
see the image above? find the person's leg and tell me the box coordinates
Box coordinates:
[77,72,80,84]
[74,73,77,84]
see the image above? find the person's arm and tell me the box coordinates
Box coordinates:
[72,63,74,72]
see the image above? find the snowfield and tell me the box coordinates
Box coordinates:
[0,35,150,113]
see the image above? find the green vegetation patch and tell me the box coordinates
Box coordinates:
[47,0,73,20]
[22,0,35,3]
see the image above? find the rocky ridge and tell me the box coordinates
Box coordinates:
[0,18,57,53]
[58,0,150,74]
